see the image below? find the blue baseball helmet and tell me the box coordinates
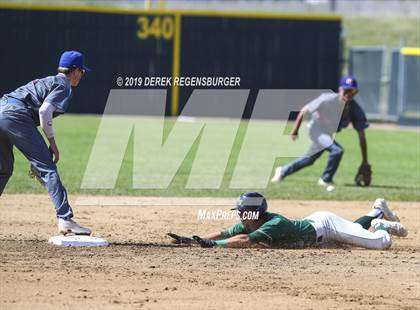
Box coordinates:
[231,192,268,215]
[339,75,358,91]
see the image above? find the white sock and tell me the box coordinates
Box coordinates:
[367,208,383,218]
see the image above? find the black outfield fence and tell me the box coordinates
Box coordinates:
[0,4,341,116]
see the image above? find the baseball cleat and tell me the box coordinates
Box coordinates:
[372,219,408,237]
[58,218,92,236]
[271,166,283,183]
[373,198,400,222]
[317,178,335,191]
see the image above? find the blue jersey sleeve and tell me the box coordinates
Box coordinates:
[350,101,369,131]
[44,83,72,112]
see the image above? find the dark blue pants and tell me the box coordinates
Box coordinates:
[0,97,73,219]
[281,141,344,183]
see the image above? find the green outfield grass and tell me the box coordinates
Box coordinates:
[343,17,420,48]
[4,115,420,201]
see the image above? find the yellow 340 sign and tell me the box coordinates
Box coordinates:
[137,16,174,40]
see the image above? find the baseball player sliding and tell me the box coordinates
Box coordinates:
[169,192,407,249]
[0,51,91,235]
[271,76,372,190]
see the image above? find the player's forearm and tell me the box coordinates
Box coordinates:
[291,107,308,135]
[48,136,57,148]
[214,234,252,248]
[39,102,55,139]
[202,232,224,240]
[358,130,368,163]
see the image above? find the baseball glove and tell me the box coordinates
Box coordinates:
[167,233,195,245]
[354,163,372,187]
[192,235,216,248]
[28,164,45,186]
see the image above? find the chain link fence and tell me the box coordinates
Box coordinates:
[349,47,420,124]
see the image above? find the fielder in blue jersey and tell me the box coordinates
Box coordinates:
[271,76,370,191]
[0,51,91,235]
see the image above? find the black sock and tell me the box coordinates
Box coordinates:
[354,216,376,230]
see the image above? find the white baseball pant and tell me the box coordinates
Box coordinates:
[305,211,391,250]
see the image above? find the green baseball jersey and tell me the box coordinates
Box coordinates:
[221,212,316,247]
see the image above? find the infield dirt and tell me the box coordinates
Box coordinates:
[0,195,419,310]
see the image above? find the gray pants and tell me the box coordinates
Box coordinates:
[0,97,73,219]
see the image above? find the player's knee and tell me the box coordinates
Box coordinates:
[0,172,12,195]
[308,158,317,165]
[379,239,392,250]
[375,230,392,250]
[304,156,318,166]
[0,168,13,179]
[43,170,62,186]
[332,145,344,157]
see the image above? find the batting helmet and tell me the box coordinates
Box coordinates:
[231,192,268,215]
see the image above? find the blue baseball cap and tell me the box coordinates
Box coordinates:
[58,50,91,72]
[339,75,358,91]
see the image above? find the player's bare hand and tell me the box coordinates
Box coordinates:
[49,144,60,164]
[291,129,299,141]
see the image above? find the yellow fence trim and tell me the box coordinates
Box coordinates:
[401,47,420,56]
[171,13,181,116]
[0,2,341,21]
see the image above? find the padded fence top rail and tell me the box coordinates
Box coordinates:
[0,2,341,21]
